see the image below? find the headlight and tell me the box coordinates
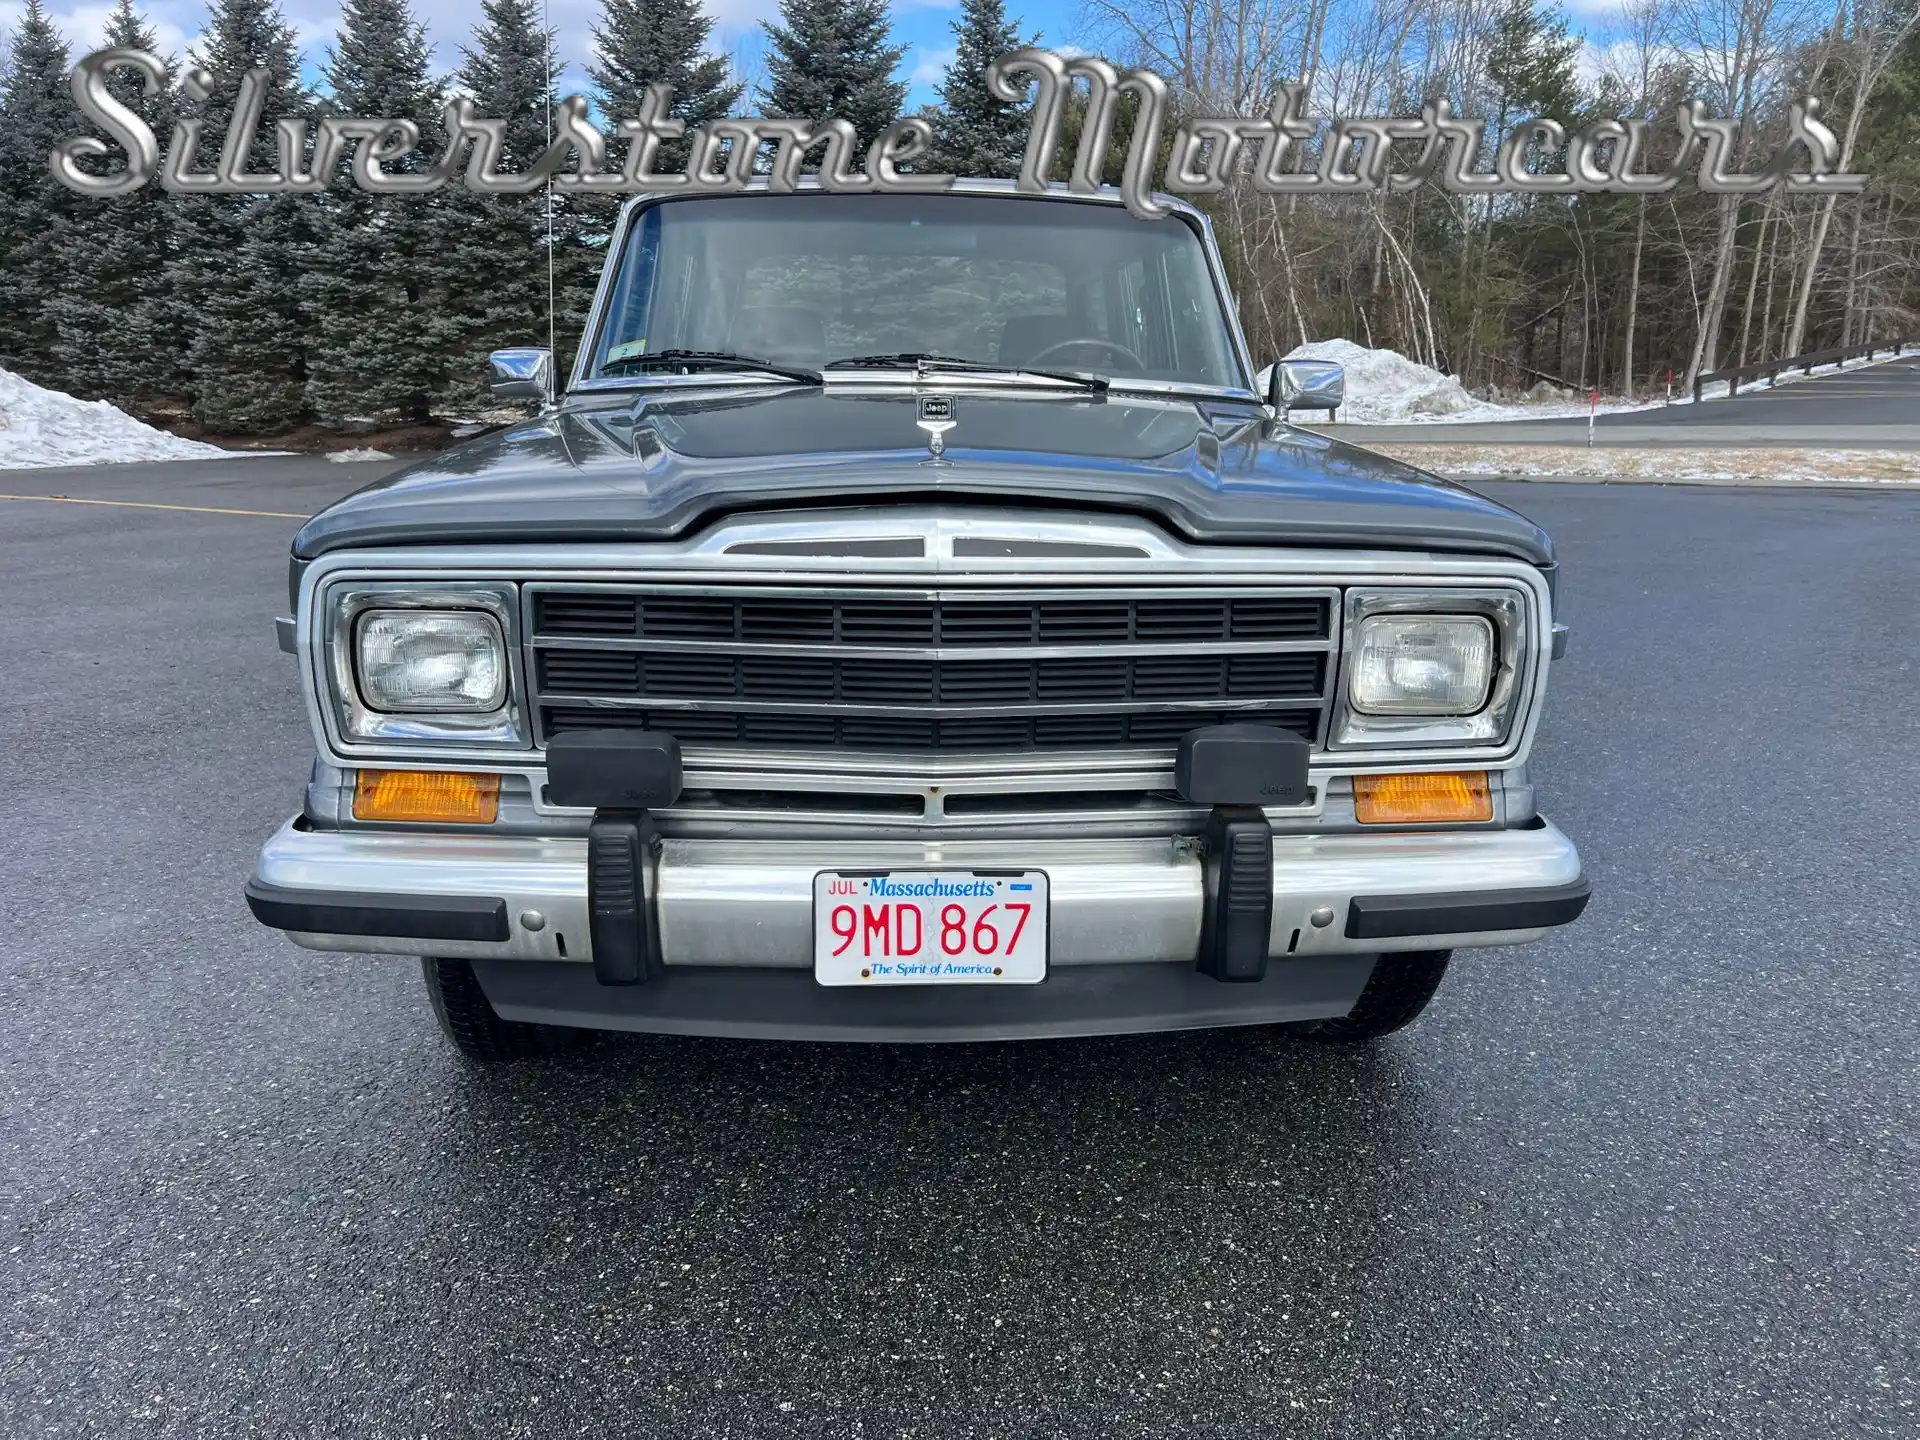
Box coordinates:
[356,610,506,712]
[1332,587,1533,751]
[321,582,528,749]
[1350,615,1493,715]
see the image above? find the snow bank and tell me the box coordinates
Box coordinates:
[1260,340,1666,424]
[1281,338,1483,422]
[0,366,234,470]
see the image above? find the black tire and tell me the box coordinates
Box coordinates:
[1289,950,1452,1041]
[421,957,588,1062]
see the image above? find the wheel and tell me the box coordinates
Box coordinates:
[1289,950,1452,1041]
[421,957,588,1062]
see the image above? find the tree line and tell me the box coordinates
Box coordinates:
[1086,0,1919,396]
[0,0,1914,439]
[0,0,1030,434]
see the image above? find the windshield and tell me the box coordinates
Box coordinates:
[583,193,1247,391]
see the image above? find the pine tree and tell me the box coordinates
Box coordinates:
[0,0,80,389]
[760,0,906,145]
[930,0,1030,178]
[436,0,584,411]
[48,0,187,410]
[168,0,321,433]
[303,0,449,426]
[591,0,740,171]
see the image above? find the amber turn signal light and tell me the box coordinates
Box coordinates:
[353,769,500,824]
[1353,771,1492,824]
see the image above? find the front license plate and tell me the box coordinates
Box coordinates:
[813,871,1049,986]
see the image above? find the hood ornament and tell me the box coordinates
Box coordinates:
[916,394,956,464]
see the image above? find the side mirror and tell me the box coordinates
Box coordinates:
[1266,358,1344,415]
[489,348,554,404]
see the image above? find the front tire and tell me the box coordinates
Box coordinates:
[1290,950,1451,1041]
[421,957,588,1062]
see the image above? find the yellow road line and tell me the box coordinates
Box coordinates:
[0,493,308,519]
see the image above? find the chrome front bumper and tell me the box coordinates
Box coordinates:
[248,817,1586,967]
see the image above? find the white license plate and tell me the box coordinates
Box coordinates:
[812,871,1049,985]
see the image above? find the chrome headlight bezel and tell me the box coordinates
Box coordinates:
[1331,587,1530,749]
[323,582,529,748]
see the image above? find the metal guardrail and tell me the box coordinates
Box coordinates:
[1693,337,1919,403]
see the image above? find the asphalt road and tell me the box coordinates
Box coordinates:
[1313,350,1920,447]
[2,460,1916,1438]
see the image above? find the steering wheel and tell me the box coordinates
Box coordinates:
[1025,337,1147,372]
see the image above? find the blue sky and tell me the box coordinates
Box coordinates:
[3,0,1086,109]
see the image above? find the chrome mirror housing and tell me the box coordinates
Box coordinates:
[1268,358,1345,413]
[489,348,554,404]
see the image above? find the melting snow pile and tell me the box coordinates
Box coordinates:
[1273,339,1485,422]
[1262,340,1668,424]
[0,365,234,469]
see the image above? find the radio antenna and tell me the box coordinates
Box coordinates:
[542,0,557,379]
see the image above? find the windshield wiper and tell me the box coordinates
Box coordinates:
[601,349,823,385]
[826,352,1108,393]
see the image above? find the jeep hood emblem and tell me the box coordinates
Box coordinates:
[916,395,956,464]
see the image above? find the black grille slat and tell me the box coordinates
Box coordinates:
[1231,595,1328,639]
[1035,658,1125,702]
[842,715,937,748]
[1037,601,1131,643]
[536,594,638,637]
[941,660,1036,704]
[539,650,640,692]
[938,602,1036,644]
[741,599,836,642]
[839,659,937,705]
[1226,653,1324,696]
[1134,598,1230,642]
[1033,713,1128,747]
[639,597,738,641]
[839,600,936,644]
[738,654,823,701]
[742,711,835,745]
[638,653,737,697]
[1131,655,1228,700]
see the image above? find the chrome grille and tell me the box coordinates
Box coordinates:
[526,585,1338,756]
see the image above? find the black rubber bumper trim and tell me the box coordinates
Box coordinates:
[1345,878,1591,940]
[244,879,509,943]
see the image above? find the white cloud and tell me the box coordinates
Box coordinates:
[911,45,955,88]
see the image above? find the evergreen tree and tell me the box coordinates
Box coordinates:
[760,0,906,145]
[437,0,582,411]
[929,0,1030,178]
[591,0,740,171]
[48,0,187,410]
[0,1,80,388]
[1486,0,1582,142]
[303,0,449,425]
[168,0,321,433]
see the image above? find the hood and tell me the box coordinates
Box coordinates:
[292,385,1553,567]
